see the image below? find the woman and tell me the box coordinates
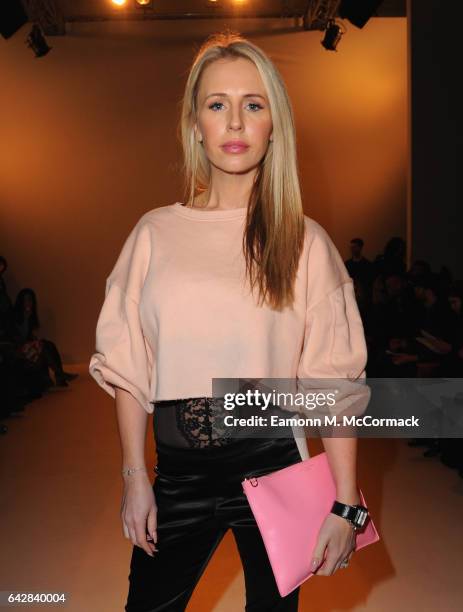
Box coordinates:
[89,31,369,612]
[10,288,77,390]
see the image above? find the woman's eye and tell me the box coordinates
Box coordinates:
[247,102,263,111]
[209,101,224,111]
[208,101,264,111]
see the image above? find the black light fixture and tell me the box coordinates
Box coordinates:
[321,19,343,51]
[338,0,385,29]
[0,0,28,39]
[26,23,51,57]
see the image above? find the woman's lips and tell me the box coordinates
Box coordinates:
[221,143,249,154]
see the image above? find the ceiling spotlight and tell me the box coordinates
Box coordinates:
[321,19,344,51]
[339,0,384,29]
[26,23,51,57]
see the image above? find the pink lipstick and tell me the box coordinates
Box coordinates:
[221,141,249,154]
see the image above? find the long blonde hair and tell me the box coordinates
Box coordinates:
[179,30,305,311]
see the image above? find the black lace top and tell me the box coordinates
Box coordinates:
[153,397,240,449]
[152,395,296,449]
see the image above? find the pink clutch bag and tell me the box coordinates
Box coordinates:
[241,450,380,597]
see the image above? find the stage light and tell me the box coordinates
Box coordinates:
[321,19,344,51]
[26,23,51,57]
[339,0,384,29]
[0,0,28,39]
[135,0,152,5]
[111,0,127,7]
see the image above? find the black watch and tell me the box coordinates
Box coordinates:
[330,500,369,531]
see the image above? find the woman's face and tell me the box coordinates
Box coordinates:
[194,57,273,175]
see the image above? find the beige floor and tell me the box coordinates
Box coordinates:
[1,364,462,612]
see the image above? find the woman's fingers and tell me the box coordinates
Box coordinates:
[334,548,355,573]
[333,529,356,573]
[123,508,145,551]
[311,516,356,576]
[315,543,341,575]
[133,519,154,557]
[128,524,137,548]
[333,553,346,574]
[120,480,159,556]
[310,537,328,574]
[146,505,158,551]
[120,494,129,538]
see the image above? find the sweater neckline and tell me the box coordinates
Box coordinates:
[171,202,248,220]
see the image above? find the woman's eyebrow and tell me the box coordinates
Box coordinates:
[205,93,266,100]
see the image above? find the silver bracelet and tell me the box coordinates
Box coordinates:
[122,466,147,477]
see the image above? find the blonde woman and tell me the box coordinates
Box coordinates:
[90,30,368,612]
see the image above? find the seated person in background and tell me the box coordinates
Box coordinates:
[413,274,455,346]
[388,275,460,374]
[7,288,78,388]
[406,259,431,286]
[0,255,14,341]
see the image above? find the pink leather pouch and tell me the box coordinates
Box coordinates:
[241,450,380,597]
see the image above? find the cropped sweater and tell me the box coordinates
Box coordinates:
[88,202,368,459]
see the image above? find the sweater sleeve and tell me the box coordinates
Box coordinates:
[295,224,370,419]
[88,217,154,414]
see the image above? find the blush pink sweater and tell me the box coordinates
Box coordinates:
[89,202,367,458]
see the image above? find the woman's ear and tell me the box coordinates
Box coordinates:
[194,124,203,143]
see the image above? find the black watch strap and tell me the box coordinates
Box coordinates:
[331,500,369,530]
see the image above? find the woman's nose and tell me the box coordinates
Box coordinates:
[227,107,243,131]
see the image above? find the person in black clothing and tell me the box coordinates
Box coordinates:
[434,280,463,377]
[366,272,419,377]
[412,274,455,347]
[417,282,463,471]
[373,237,406,278]
[383,273,418,339]
[7,288,77,388]
[345,238,374,291]
[406,259,431,286]
[383,273,453,375]
[0,256,13,340]
[436,282,463,474]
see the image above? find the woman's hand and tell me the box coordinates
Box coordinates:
[311,488,360,576]
[120,471,158,557]
[310,512,356,575]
